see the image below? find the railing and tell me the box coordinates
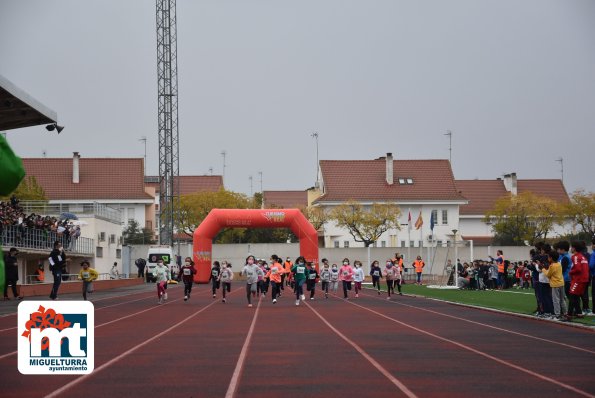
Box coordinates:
[25,273,130,285]
[0,225,94,255]
[17,201,122,224]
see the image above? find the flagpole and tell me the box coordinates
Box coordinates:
[407,208,411,265]
[419,207,423,257]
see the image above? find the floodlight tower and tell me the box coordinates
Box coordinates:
[156,0,180,245]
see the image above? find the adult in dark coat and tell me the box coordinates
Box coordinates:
[3,247,22,299]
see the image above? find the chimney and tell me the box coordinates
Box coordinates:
[73,152,80,184]
[386,152,394,185]
[503,172,517,196]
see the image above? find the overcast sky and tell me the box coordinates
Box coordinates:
[1,0,594,195]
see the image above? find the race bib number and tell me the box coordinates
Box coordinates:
[373,271,379,276]
[343,271,349,276]
[247,271,254,278]
[309,273,316,280]
[297,266,305,274]
[212,270,219,277]
[82,272,90,279]
[183,268,191,276]
[272,268,278,274]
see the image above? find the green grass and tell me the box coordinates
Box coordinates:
[371,282,595,327]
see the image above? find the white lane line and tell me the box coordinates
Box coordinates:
[0,293,156,333]
[344,298,595,398]
[224,297,262,398]
[361,289,595,355]
[306,301,418,398]
[43,297,222,398]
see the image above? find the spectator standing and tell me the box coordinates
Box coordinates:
[542,250,567,320]
[135,258,147,279]
[568,241,590,320]
[110,262,120,279]
[49,240,66,300]
[3,247,22,300]
[412,255,425,285]
[590,238,595,315]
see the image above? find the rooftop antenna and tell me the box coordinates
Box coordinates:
[139,136,147,176]
[221,150,227,183]
[444,130,452,165]
[208,167,213,176]
[42,150,47,158]
[555,157,564,182]
[258,171,263,193]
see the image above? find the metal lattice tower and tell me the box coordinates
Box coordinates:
[156,0,179,245]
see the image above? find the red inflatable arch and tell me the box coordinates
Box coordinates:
[192,208,319,283]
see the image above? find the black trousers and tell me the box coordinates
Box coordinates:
[271,281,281,300]
[211,279,220,295]
[307,280,316,298]
[50,271,62,299]
[321,281,329,294]
[3,279,18,298]
[342,281,352,298]
[184,280,193,296]
[222,282,231,298]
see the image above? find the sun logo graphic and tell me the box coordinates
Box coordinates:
[263,211,286,223]
[18,301,94,374]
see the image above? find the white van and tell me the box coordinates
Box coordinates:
[146,245,174,282]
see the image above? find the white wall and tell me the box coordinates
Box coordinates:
[80,217,123,275]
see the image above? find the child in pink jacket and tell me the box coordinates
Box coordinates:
[339,258,354,299]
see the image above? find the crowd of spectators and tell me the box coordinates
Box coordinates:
[454,239,595,322]
[0,197,81,250]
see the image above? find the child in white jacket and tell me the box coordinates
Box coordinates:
[218,261,234,303]
[353,261,365,298]
[153,259,171,304]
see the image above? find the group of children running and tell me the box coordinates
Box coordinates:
[202,254,407,307]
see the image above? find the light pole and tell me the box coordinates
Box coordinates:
[139,136,147,176]
[221,150,227,183]
[444,130,452,165]
[311,132,319,186]
[452,229,458,288]
[556,157,564,182]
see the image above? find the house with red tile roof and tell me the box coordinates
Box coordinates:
[311,153,468,253]
[456,173,570,245]
[19,153,156,274]
[263,190,308,209]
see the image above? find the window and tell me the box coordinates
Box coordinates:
[401,240,406,247]
[334,241,340,248]
[398,178,406,184]
[442,210,448,225]
[398,177,414,185]
[99,232,106,242]
[418,240,423,247]
[127,208,135,223]
[343,241,350,248]
[96,246,103,258]
[431,210,438,224]
[381,241,386,247]
[406,178,413,184]
[409,240,414,247]
[116,249,122,259]
[437,240,443,246]
[373,241,377,248]
[109,234,116,244]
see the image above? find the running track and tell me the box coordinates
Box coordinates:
[0,284,594,398]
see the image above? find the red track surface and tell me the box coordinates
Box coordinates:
[1,284,594,398]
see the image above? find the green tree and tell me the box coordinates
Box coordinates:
[175,189,252,241]
[329,201,401,247]
[123,219,156,244]
[565,190,595,237]
[301,205,328,231]
[484,192,563,246]
[0,175,47,201]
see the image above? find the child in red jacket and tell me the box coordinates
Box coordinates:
[568,241,590,320]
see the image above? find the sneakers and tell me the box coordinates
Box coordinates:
[184,295,188,301]
[164,293,168,300]
[399,293,403,296]
[273,299,277,304]
[300,294,305,301]
[295,300,300,306]
[310,297,314,300]
[584,309,593,316]
[213,294,216,298]
[222,298,226,303]
[325,293,328,299]
[248,304,253,308]
[355,294,359,298]
[387,296,391,300]
[377,291,381,295]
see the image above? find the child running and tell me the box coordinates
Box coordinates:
[330,264,340,295]
[77,260,98,301]
[266,255,285,304]
[179,257,197,301]
[291,256,308,305]
[154,258,171,304]
[339,258,354,299]
[306,261,319,300]
[218,261,233,303]
[320,259,331,299]
[383,260,401,300]
[353,260,365,298]
[242,255,263,308]
[370,260,382,295]
[209,261,221,298]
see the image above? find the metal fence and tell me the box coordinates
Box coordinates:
[17,201,122,224]
[1,225,94,255]
[25,273,130,284]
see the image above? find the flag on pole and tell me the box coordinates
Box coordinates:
[414,211,423,230]
[407,210,412,231]
[430,211,435,232]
